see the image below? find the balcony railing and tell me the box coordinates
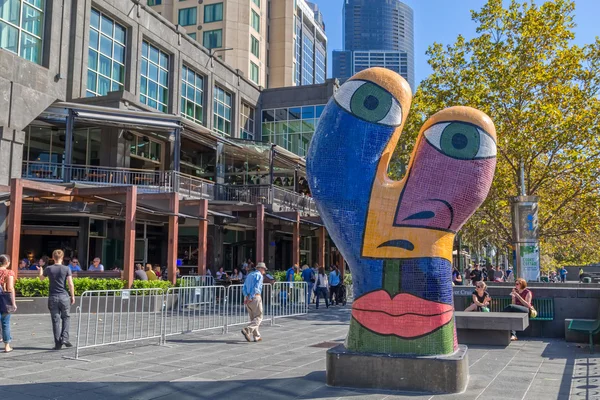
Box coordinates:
[21,161,318,215]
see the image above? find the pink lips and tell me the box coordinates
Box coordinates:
[352,290,454,338]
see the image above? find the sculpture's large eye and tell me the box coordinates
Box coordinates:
[334,80,402,126]
[424,122,496,160]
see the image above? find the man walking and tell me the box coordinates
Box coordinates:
[241,262,267,342]
[301,265,315,307]
[38,249,75,350]
[329,265,341,305]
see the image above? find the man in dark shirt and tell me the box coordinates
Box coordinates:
[470,264,483,286]
[38,249,75,350]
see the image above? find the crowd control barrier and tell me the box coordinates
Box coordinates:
[74,288,165,359]
[74,281,313,359]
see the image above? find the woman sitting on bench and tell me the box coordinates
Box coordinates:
[503,278,534,341]
[465,281,491,312]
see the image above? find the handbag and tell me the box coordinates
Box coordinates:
[529,307,538,319]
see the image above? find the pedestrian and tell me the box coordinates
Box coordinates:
[469,264,483,285]
[559,267,568,283]
[315,267,329,309]
[503,278,535,341]
[88,257,104,271]
[0,254,16,353]
[301,264,315,307]
[579,268,585,282]
[494,266,504,282]
[505,266,514,282]
[329,265,341,305]
[134,264,148,281]
[241,262,267,342]
[452,266,463,286]
[286,264,297,283]
[38,249,75,350]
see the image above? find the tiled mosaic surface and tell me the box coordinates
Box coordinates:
[307,67,497,356]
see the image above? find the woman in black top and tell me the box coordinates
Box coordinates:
[464,281,491,312]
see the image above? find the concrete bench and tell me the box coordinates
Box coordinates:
[455,311,529,346]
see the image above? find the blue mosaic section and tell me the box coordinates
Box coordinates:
[307,99,395,298]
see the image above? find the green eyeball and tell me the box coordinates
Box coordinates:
[439,123,481,159]
[349,83,393,122]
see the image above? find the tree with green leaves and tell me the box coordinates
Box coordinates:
[391,0,600,269]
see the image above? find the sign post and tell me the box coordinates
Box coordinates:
[511,196,540,281]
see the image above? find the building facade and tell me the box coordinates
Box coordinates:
[0,0,339,280]
[148,0,327,89]
[332,0,414,89]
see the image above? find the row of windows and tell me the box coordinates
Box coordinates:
[178,3,223,26]
[83,9,255,138]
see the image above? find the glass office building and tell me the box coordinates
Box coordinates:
[333,0,414,89]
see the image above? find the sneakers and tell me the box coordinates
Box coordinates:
[254,336,262,342]
[241,329,251,342]
[63,341,73,348]
[510,335,518,341]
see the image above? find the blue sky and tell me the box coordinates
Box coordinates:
[309,0,600,86]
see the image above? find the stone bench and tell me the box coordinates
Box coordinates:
[455,311,529,346]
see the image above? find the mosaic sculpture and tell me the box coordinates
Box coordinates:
[307,68,497,356]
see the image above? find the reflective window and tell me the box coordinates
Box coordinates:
[87,9,126,97]
[250,61,259,85]
[203,29,222,49]
[251,35,259,58]
[252,0,260,8]
[0,0,45,64]
[315,44,326,84]
[302,29,314,85]
[181,65,204,125]
[293,16,301,85]
[261,105,325,157]
[204,3,223,23]
[213,86,232,136]
[240,103,255,140]
[251,10,260,33]
[140,41,169,112]
[178,7,197,26]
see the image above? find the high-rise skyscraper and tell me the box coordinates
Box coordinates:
[332,0,414,89]
[148,0,327,89]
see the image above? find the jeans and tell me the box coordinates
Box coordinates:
[304,282,313,307]
[503,304,529,336]
[48,295,71,345]
[329,285,341,304]
[315,287,329,308]
[1,313,11,343]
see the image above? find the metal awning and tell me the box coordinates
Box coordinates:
[208,209,237,219]
[300,218,324,227]
[75,110,181,130]
[137,204,206,221]
[265,212,298,224]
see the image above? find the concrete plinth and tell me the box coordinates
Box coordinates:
[326,344,468,394]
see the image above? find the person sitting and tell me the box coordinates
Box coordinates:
[145,263,157,281]
[68,258,82,272]
[88,257,104,272]
[503,278,534,341]
[32,256,49,270]
[231,268,243,281]
[493,266,504,282]
[464,282,491,312]
[216,267,227,280]
[134,264,148,281]
[153,265,161,279]
[18,259,30,271]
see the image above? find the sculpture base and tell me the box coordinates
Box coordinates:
[326,344,468,394]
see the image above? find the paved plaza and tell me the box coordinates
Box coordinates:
[0,305,596,400]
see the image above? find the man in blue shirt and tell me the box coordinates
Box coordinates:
[559,267,568,283]
[329,265,341,305]
[68,258,82,272]
[301,265,315,307]
[242,262,267,342]
[286,264,298,283]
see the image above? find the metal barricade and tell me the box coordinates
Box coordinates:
[75,288,165,359]
[162,285,226,340]
[223,283,272,333]
[270,282,308,319]
[180,275,215,287]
